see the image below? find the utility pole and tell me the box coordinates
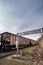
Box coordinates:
[16,33,19,54]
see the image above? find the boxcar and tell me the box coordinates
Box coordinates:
[0,32,36,51]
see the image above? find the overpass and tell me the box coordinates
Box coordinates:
[17,28,43,36]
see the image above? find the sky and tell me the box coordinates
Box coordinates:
[0,0,43,40]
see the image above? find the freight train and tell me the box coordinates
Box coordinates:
[0,32,36,51]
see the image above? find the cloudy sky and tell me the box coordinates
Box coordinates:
[0,0,43,40]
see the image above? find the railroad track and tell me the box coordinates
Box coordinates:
[0,45,36,59]
[0,47,24,59]
[0,50,16,59]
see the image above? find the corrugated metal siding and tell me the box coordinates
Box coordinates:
[2,33,7,40]
[0,34,1,41]
[10,34,16,45]
[17,36,30,45]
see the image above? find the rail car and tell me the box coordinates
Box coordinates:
[0,32,36,51]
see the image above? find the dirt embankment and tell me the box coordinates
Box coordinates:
[22,36,43,65]
[37,36,43,48]
[29,36,43,65]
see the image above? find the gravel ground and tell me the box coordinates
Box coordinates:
[0,55,43,65]
[0,57,32,65]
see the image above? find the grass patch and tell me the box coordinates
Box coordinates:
[22,49,32,55]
